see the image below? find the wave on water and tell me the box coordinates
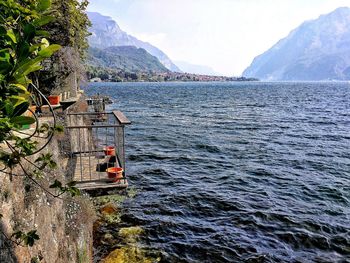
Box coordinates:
[85,82,350,262]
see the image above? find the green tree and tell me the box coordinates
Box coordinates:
[38,0,91,95]
[49,0,90,57]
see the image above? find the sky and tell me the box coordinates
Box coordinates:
[87,0,350,76]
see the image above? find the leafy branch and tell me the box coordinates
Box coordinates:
[0,0,81,248]
[12,230,40,247]
[50,180,81,197]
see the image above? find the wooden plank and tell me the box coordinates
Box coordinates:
[66,124,121,129]
[113,111,131,125]
[61,97,78,103]
[76,180,128,190]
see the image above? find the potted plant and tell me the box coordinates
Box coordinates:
[48,87,63,105]
[106,167,123,183]
[48,94,60,105]
[104,146,116,156]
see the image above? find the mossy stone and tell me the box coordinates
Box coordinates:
[118,226,143,243]
[102,246,160,263]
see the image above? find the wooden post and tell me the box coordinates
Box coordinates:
[112,111,131,175]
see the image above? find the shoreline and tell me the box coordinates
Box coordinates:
[92,190,162,263]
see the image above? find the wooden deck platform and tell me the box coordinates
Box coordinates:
[75,180,128,191]
[73,153,128,190]
[66,110,131,192]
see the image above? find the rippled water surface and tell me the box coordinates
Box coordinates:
[85,82,350,262]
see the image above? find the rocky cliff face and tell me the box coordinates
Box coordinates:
[87,12,181,72]
[243,7,350,81]
[0,101,94,263]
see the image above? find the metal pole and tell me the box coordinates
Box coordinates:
[88,127,92,180]
[78,128,83,181]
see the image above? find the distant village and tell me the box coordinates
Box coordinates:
[88,68,259,82]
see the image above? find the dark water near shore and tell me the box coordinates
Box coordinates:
[85,82,350,262]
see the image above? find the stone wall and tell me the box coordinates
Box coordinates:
[0,99,95,263]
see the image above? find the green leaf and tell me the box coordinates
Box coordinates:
[54,124,64,133]
[35,153,57,169]
[18,42,30,60]
[0,26,6,35]
[0,49,10,62]
[38,123,50,133]
[49,179,62,189]
[35,30,50,38]
[6,29,17,44]
[69,187,81,197]
[37,0,51,12]
[33,16,54,27]
[23,230,39,247]
[0,48,12,74]
[9,84,29,95]
[12,75,31,86]
[12,101,29,117]
[12,231,24,240]
[0,61,12,74]
[9,95,28,106]
[29,43,44,53]
[4,102,14,116]
[13,57,43,79]
[23,24,36,42]
[11,116,35,125]
[40,38,49,48]
[38,44,61,58]
[14,138,37,155]
[67,181,77,187]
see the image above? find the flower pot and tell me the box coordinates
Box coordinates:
[106,167,123,182]
[104,146,115,156]
[48,95,60,105]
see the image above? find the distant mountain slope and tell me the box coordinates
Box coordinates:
[88,46,169,73]
[87,12,181,72]
[243,7,350,81]
[175,61,221,76]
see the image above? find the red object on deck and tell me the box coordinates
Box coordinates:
[48,95,60,105]
[106,167,123,182]
[104,146,116,156]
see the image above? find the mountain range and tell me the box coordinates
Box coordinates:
[88,46,169,73]
[243,7,350,81]
[87,12,180,72]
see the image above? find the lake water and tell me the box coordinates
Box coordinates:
[85,82,350,263]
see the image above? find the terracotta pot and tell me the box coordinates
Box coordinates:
[48,95,60,105]
[104,146,115,156]
[106,167,123,182]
